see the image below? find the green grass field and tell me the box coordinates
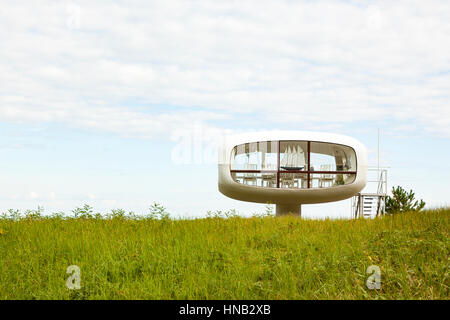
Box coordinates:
[0,208,448,300]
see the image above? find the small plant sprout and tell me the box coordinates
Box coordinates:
[149,202,170,220]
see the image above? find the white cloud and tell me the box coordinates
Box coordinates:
[0,0,449,138]
[28,191,39,200]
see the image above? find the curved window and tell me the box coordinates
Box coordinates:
[310,142,356,172]
[231,141,278,171]
[280,141,308,171]
[231,141,357,189]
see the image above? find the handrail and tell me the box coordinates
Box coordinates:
[352,167,388,218]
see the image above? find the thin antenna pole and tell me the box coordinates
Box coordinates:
[377,128,380,172]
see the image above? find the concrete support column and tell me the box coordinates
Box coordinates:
[276,204,301,217]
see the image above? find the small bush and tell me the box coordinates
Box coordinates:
[386,186,425,214]
[109,208,126,219]
[72,204,94,218]
[148,202,170,220]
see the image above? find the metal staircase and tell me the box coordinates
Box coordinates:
[352,168,387,218]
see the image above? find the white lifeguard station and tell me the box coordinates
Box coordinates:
[218,131,368,216]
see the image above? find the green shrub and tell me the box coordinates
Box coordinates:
[148,202,170,220]
[72,204,94,218]
[386,186,425,213]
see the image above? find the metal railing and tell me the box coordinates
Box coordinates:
[352,167,388,218]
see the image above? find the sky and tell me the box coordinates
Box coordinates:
[1,0,449,219]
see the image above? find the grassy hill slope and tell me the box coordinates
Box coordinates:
[0,208,448,299]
